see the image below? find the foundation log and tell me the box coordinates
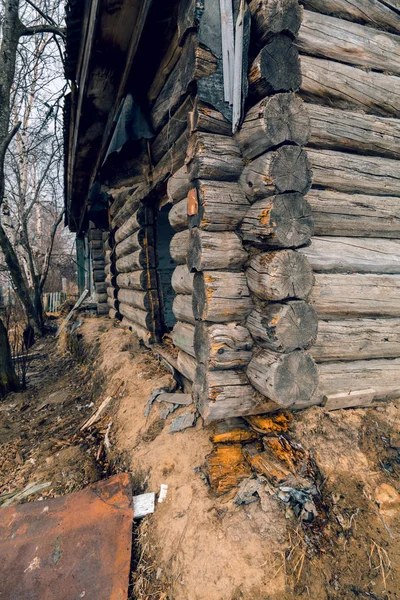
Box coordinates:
[186,132,244,182]
[119,303,155,331]
[247,349,319,406]
[246,301,318,352]
[247,250,314,301]
[116,269,157,291]
[236,93,310,160]
[193,271,253,322]
[189,181,249,231]
[310,273,400,318]
[311,318,400,362]
[172,321,195,357]
[300,0,400,35]
[193,364,255,422]
[300,56,400,118]
[318,358,400,402]
[249,35,301,98]
[187,229,248,271]
[170,230,190,265]
[121,317,155,345]
[298,10,400,74]
[177,350,197,382]
[240,146,312,202]
[240,193,314,248]
[249,0,302,43]
[171,264,194,294]
[307,190,400,238]
[299,237,400,274]
[194,322,253,369]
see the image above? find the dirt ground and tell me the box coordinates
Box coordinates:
[1,314,399,600]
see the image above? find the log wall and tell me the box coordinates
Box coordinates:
[101,0,400,419]
[295,0,400,405]
[88,224,108,316]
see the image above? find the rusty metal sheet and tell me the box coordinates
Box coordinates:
[0,473,133,600]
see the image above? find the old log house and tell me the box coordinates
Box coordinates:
[64,0,400,422]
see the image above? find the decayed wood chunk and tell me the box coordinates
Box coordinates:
[206,444,252,495]
[210,418,258,444]
[244,413,291,434]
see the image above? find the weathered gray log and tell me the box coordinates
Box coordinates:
[298,10,400,74]
[194,322,253,369]
[97,304,109,316]
[186,132,244,182]
[172,321,195,357]
[92,248,105,261]
[247,250,314,301]
[189,100,232,136]
[170,230,190,265]
[310,273,400,318]
[151,129,189,189]
[116,269,157,291]
[172,294,195,324]
[104,251,111,266]
[300,55,400,118]
[107,286,117,299]
[247,349,318,406]
[193,364,255,422]
[240,146,312,202]
[249,0,302,43]
[249,35,301,98]
[306,103,400,161]
[307,189,400,238]
[151,96,193,164]
[93,268,106,282]
[193,271,253,322]
[187,229,248,271]
[105,274,115,288]
[307,148,400,196]
[121,317,155,345]
[246,301,318,352]
[97,293,108,303]
[107,296,119,310]
[109,308,119,320]
[240,193,313,248]
[116,247,155,273]
[114,205,153,242]
[119,303,155,331]
[169,199,188,231]
[167,165,191,204]
[236,93,310,160]
[109,186,135,218]
[300,0,400,35]
[318,358,400,402]
[177,350,197,382]
[115,228,154,258]
[151,33,217,132]
[299,237,400,274]
[96,281,108,294]
[311,318,400,362]
[171,264,194,294]
[118,289,158,312]
[189,180,249,231]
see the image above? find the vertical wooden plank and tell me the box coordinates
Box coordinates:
[232,0,245,132]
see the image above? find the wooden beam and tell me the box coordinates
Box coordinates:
[310,273,400,318]
[193,271,253,322]
[299,237,400,273]
[298,9,400,74]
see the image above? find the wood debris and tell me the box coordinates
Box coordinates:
[169,412,196,433]
[206,444,251,495]
[210,417,258,444]
[245,412,291,434]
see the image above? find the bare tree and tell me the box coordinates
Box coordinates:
[0,0,65,335]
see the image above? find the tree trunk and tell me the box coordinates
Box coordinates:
[0,318,20,397]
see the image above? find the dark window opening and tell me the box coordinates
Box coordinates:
[155,203,177,333]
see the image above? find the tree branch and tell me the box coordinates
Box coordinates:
[39,208,64,292]
[21,25,66,38]
[24,0,58,27]
[0,122,22,157]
